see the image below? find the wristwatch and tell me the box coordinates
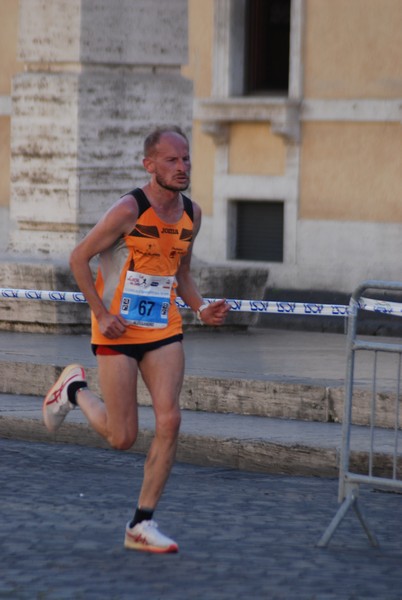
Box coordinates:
[196,302,209,324]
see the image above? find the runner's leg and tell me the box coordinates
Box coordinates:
[137,341,184,509]
[76,353,139,450]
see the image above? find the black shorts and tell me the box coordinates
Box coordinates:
[91,334,183,363]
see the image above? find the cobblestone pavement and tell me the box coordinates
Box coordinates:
[2,439,402,600]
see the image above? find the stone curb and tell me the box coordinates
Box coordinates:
[0,414,340,477]
[0,404,399,479]
[0,359,399,428]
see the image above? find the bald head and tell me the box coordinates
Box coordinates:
[144,126,189,158]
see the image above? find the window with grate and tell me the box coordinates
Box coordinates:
[234,200,284,262]
[245,0,291,95]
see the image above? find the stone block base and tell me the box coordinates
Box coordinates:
[181,261,269,328]
[0,257,269,333]
[0,258,90,334]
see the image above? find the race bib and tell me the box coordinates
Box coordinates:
[120,270,173,328]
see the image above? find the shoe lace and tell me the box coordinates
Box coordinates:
[141,519,158,530]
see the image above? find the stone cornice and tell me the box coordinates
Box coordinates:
[194,97,301,144]
[301,99,402,123]
[194,97,402,145]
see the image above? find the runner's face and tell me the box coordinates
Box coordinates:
[149,133,191,192]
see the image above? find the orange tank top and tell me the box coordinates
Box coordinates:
[91,188,194,345]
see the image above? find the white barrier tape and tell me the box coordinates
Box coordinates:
[359,297,402,316]
[0,288,401,317]
[0,288,87,303]
[175,297,350,316]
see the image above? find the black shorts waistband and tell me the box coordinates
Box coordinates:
[91,334,183,362]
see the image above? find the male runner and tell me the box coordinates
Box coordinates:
[43,126,230,553]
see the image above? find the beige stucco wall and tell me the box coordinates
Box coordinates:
[300,122,402,222]
[0,0,23,208]
[301,0,402,222]
[190,121,215,214]
[229,123,286,176]
[304,0,402,99]
[0,0,22,94]
[0,117,10,209]
[182,0,215,216]
[182,0,213,97]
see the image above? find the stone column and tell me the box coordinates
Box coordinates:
[9,0,192,258]
[1,0,192,332]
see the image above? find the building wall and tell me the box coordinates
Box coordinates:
[294,0,402,290]
[7,0,192,257]
[300,123,402,222]
[182,0,215,215]
[189,0,402,293]
[229,123,286,177]
[190,0,302,278]
[303,0,402,99]
[301,0,402,224]
[0,0,23,250]
[1,0,401,295]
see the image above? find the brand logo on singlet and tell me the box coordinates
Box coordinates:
[137,242,160,258]
[161,227,179,234]
[169,246,188,259]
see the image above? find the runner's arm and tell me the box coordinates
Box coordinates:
[69,196,139,338]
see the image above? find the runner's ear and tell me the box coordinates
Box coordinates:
[143,156,155,173]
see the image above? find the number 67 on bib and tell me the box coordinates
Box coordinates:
[120,271,173,328]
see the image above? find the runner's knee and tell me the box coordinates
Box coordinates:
[108,427,137,451]
[155,408,181,438]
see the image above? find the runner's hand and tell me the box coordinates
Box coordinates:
[199,299,230,326]
[98,313,127,339]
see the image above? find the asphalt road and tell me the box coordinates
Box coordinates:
[2,438,402,599]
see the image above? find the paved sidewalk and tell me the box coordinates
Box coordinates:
[0,325,400,388]
[1,326,350,385]
[2,437,402,600]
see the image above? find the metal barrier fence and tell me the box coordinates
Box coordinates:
[318,280,402,548]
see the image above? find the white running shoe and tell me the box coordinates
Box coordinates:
[43,364,86,433]
[124,520,178,553]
